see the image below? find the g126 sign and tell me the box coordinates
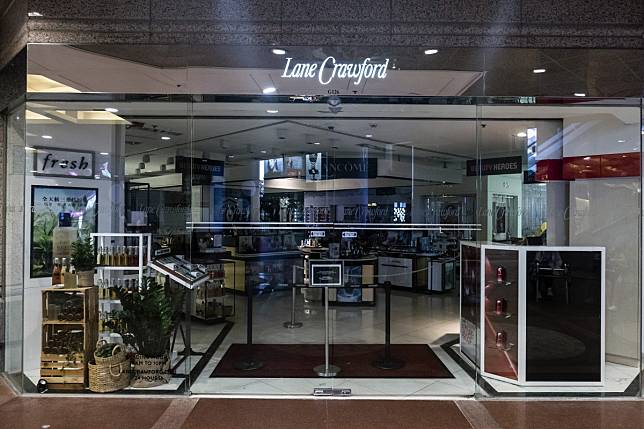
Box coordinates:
[34,148,94,178]
[282,57,390,86]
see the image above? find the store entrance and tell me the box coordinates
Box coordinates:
[180,100,480,396]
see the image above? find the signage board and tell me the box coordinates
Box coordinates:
[342,231,357,238]
[310,231,326,238]
[282,57,390,86]
[33,147,94,178]
[310,263,343,287]
[466,156,522,176]
[176,156,224,186]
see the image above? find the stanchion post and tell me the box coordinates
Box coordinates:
[233,281,264,371]
[283,284,303,328]
[314,287,341,377]
[372,281,405,370]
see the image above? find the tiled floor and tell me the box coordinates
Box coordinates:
[22,288,641,397]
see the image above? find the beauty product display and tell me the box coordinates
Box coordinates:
[97,245,141,267]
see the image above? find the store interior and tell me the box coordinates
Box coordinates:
[5,93,640,398]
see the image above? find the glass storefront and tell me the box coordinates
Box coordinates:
[2,44,643,398]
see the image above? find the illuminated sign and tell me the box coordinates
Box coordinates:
[393,202,407,223]
[281,57,390,85]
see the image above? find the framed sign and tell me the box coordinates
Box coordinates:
[30,186,98,278]
[33,147,95,178]
[310,263,343,287]
[466,156,522,176]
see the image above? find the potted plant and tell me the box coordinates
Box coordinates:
[111,277,184,388]
[71,236,96,287]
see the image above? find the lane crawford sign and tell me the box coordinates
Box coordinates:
[281,57,390,85]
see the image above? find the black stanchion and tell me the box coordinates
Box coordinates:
[372,281,405,370]
[233,281,264,371]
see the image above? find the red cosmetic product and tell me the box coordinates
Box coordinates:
[495,298,507,315]
[496,266,505,283]
[495,330,507,349]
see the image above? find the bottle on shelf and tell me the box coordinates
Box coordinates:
[52,257,62,286]
[61,257,69,285]
[495,298,507,315]
[133,246,139,266]
[495,330,508,349]
[496,266,506,284]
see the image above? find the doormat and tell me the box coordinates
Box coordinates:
[211,344,454,378]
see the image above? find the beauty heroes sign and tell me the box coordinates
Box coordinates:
[281,57,390,85]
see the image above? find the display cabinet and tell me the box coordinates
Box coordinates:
[40,286,99,390]
[460,242,605,386]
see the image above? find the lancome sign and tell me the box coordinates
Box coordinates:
[281,57,390,85]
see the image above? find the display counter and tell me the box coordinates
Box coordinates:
[378,251,454,293]
[226,249,302,293]
[460,242,605,386]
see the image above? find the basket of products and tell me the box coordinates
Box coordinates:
[88,340,130,393]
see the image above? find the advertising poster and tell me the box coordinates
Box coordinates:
[30,186,98,278]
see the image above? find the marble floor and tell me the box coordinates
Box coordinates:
[23,288,641,397]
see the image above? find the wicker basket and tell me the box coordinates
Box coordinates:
[88,342,130,393]
[94,340,127,366]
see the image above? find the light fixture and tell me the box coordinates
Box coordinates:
[533,68,546,74]
[574,93,586,97]
[266,109,279,114]
[262,87,276,94]
[104,107,119,113]
[42,135,52,139]
[161,136,171,141]
[228,155,235,159]
[583,156,591,160]
[28,12,43,17]
[99,152,109,156]
[25,146,36,151]
[260,150,267,154]
[313,142,321,145]
[617,140,625,143]
[365,134,373,138]
[271,48,287,55]
[516,132,527,138]
[424,49,439,55]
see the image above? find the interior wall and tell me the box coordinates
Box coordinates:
[564,112,642,365]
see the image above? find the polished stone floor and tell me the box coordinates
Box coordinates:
[22,288,639,397]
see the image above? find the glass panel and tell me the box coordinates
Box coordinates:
[21,97,193,394]
[4,104,26,391]
[476,97,642,397]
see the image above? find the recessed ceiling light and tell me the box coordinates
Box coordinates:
[161,136,171,141]
[104,107,119,113]
[617,140,626,143]
[266,109,279,114]
[28,12,43,17]
[42,135,52,139]
[533,68,546,74]
[262,87,276,94]
[313,142,320,145]
[228,155,235,158]
[260,150,267,154]
[100,152,109,155]
[516,132,527,138]
[574,93,586,97]
[424,49,439,55]
[271,48,287,55]
[365,134,373,138]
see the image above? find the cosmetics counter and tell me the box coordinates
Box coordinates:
[459,242,605,386]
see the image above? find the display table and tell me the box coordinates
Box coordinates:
[460,242,605,386]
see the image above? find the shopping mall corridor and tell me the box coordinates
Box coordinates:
[2,377,644,429]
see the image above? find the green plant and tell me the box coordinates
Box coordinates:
[94,341,119,358]
[71,236,96,271]
[111,278,185,358]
